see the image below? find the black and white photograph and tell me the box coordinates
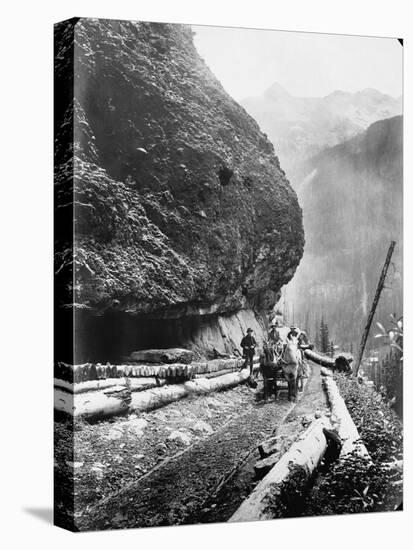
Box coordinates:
[4,2,411,547]
[52,17,403,532]
[54,18,403,531]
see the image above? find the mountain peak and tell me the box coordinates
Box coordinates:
[264,82,291,99]
[325,90,351,98]
[356,88,389,99]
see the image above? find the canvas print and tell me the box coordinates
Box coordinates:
[54,18,403,531]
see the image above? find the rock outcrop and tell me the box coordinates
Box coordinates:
[54,19,304,361]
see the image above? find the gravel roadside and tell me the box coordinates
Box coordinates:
[74,364,325,531]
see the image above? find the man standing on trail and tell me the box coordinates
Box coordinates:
[287,324,300,342]
[240,328,256,377]
[298,330,312,351]
[268,319,279,344]
[287,325,313,354]
[287,325,312,386]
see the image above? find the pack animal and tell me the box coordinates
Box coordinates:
[259,341,278,400]
[280,338,302,401]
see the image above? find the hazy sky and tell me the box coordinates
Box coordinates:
[192,25,402,101]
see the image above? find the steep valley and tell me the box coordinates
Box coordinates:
[285,115,403,349]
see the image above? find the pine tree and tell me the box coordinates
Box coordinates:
[304,309,310,339]
[320,317,330,353]
[319,318,324,352]
[315,317,321,350]
[322,323,330,353]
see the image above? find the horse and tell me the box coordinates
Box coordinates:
[259,341,278,401]
[280,338,302,401]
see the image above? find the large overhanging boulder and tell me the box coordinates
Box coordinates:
[55,19,304,320]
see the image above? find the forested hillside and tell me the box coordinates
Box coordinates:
[286,115,403,349]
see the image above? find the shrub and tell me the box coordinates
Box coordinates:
[307,451,401,516]
[335,374,402,464]
[304,374,402,516]
[374,315,403,416]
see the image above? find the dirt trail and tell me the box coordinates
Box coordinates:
[193,362,328,524]
[76,364,326,531]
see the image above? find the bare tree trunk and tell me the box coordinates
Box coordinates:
[353,241,396,376]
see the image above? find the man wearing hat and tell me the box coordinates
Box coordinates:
[287,325,300,342]
[240,328,257,376]
[287,325,312,350]
[269,318,281,345]
[287,325,312,390]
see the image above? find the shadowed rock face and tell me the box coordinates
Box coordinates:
[55,19,304,359]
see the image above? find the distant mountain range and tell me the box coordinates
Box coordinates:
[284,115,403,349]
[242,84,402,183]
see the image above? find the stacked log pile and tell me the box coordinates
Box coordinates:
[54,351,258,420]
[54,367,252,419]
[55,357,242,384]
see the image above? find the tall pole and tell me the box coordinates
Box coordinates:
[353,241,396,376]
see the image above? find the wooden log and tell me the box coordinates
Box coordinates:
[129,384,189,414]
[304,349,335,368]
[54,377,166,394]
[321,371,371,461]
[54,366,252,419]
[320,366,332,377]
[229,417,329,523]
[55,358,243,384]
[54,377,123,393]
[54,386,131,418]
[128,348,195,364]
[128,370,253,413]
[191,361,208,374]
[194,368,235,379]
[305,350,353,373]
[192,358,241,374]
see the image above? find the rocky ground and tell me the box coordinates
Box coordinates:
[193,362,328,525]
[54,362,327,531]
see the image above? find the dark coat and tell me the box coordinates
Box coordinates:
[241,335,257,356]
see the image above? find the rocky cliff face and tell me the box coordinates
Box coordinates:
[54,19,304,360]
[285,115,403,349]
